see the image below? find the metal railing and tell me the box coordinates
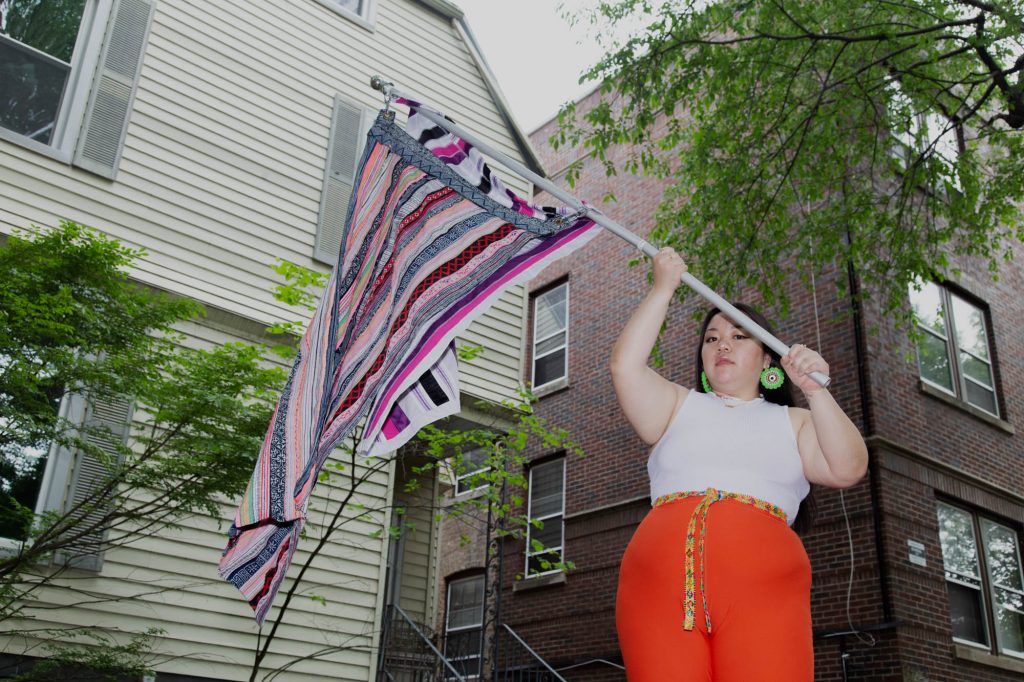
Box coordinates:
[377,605,466,682]
[493,624,567,682]
[378,606,566,681]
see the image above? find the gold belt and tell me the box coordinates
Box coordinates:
[653,488,788,633]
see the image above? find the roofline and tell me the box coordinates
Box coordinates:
[529,80,602,136]
[414,0,463,20]
[415,0,547,177]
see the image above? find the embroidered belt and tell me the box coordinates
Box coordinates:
[653,488,788,633]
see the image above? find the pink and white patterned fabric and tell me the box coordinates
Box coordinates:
[218,104,599,624]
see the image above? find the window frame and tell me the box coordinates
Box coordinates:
[444,573,485,680]
[0,388,132,572]
[0,0,113,162]
[530,281,569,391]
[937,500,1024,659]
[524,457,565,579]
[453,448,490,497]
[311,0,377,31]
[0,389,83,558]
[910,282,999,418]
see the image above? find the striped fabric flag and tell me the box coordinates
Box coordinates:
[218,102,599,624]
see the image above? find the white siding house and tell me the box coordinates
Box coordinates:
[0,1,540,679]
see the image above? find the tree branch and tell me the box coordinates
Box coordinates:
[248,450,392,681]
[970,18,1024,127]
[671,14,981,46]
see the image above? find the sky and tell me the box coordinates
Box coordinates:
[452,1,607,133]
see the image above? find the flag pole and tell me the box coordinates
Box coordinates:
[369,77,829,388]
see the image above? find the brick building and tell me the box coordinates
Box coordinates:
[435,86,1024,681]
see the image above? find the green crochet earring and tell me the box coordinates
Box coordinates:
[700,370,712,393]
[760,366,784,390]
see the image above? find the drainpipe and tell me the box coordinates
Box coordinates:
[846,253,893,622]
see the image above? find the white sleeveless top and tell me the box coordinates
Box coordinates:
[647,390,810,524]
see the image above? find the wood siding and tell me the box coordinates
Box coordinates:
[0,0,533,678]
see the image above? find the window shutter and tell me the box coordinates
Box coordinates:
[52,395,133,571]
[313,96,373,265]
[72,0,155,179]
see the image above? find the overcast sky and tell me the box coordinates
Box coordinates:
[453,1,606,133]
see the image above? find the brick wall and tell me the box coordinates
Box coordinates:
[479,87,1024,681]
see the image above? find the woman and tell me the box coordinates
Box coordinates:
[611,247,868,681]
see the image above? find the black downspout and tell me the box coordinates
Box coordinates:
[846,257,893,622]
[494,475,506,679]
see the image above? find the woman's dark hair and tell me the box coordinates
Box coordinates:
[692,302,816,534]
[692,303,794,407]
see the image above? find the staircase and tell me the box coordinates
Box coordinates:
[491,624,566,682]
[377,607,566,682]
[377,605,460,681]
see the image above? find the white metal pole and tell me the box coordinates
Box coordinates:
[369,77,829,388]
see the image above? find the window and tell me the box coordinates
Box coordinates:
[0,436,49,547]
[531,283,568,390]
[331,0,362,11]
[454,448,489,496]
[0,0,90,145]
[0,364,60,548]
[910,281,998,416]
[886,79,962,190]
[525,457,564,577]
[313,0,377,28]
[0,390,132,570]
[444,574,484,678]
[0,0,156,176]
[937,502,1024,658]
[922,112,961,178]
[0,347,65,553]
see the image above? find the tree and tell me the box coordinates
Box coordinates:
[246,262,582,682]
[241,393,581,681]
[1,0,87,62]
[0,224,581,680]
[557,0,1024,320]
[0,221,286,678]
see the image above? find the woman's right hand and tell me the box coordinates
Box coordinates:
[652,247,687,294]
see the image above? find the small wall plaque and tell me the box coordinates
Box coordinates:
[908,539,927,567]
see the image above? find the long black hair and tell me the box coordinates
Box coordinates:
[692,303,816,534]
[693,303,795,407]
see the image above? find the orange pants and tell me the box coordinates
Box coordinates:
[616,492,813,681]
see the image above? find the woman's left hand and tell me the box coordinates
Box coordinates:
[780,344,829,396]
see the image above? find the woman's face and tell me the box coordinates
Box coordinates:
[701,313,770,396]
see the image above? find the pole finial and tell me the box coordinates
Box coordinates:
[370,76,395,114]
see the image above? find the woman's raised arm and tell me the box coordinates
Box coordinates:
[610,248,689,445]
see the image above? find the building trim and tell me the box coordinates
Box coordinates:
[870,436,1024,515]
[512,570,565,592]
[451,18,545,177]
[954,644,1024,674]
[918,381,1015,434]
[564,494,649,522]
[415,0,546,175]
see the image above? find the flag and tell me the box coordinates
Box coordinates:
[218,102,599,624]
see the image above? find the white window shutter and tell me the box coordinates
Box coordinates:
[313,96,373,265]
[72,0,156,179]
[51,395,133,572]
